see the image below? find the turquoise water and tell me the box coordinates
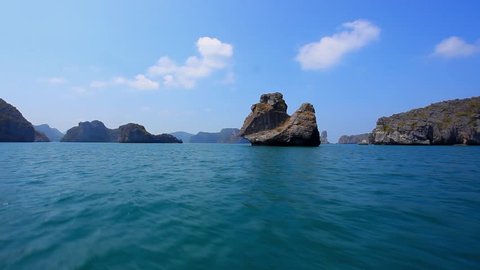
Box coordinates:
[0,143,479,270]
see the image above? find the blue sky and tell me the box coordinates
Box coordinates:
[1,1,479,142]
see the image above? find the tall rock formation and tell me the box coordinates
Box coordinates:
[118,123,182,143]
[371,96,480,145]
[320,130,330,144]
[239,92,320,146]
[0,98,36,142]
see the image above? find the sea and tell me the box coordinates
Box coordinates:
[0,143,479,270]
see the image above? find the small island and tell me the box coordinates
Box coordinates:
[239,92,320,146]
[62,120,181,143]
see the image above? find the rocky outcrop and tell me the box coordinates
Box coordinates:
[371,97,480,145]
[190,128,248,143]
[239,92,320,146]
[320,130,330,144]
[62,120,118,142]
[34,124,64,141]
[118,123,181,143]
[0,98,36,142]
[338,133,370,144]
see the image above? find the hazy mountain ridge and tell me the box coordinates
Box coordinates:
[34,124,64,141]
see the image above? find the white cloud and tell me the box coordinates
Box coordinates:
[433,36,479,58]
[128,74,159,90]
[148,37,233,89]
[90,77,125,89]
[90,75,158,90]
[296,19,380,70]
[41,77,67,85]
[89,37,233,90]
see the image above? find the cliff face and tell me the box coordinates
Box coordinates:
[239,92,320,146]
[371,97,480,145]
[118,123,182,143]
[190,128,248,143]
[338,133,370,144]
[62,120,117,142]
[0,98,36,142]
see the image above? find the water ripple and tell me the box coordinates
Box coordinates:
[0,143,479,269]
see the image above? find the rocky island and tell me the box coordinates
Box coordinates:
[62,120,181,143]
[338,133,370,144]
[118,123,181,143]
[371,96,480,145]
[239,92,320,146]
[0,98,49,142]
[320,130,330,144]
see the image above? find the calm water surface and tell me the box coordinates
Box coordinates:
[0,143,479,269]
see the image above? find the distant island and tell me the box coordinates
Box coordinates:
[172,128,248,144]
[338,133,370,144]
[239,92,320,146]
[370,97,480,145]
[320,130,330,144]
[62,120,181,143]
[34,124,64,142]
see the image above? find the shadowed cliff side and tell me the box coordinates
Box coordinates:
[0,98,38,142]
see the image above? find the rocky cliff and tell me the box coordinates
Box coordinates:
[34,124,64,141]
[371,97,480,145]
[118,123,181,143]
[0,98,36,142]
[338,133,370,144]
[62,120,118,142]
[239,92,320,146]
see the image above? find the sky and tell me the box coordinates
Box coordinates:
[1,0,479,142]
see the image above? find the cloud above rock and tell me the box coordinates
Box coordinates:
[148,37,233,89]
[296,19,380,70]
[90,37,233,90]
